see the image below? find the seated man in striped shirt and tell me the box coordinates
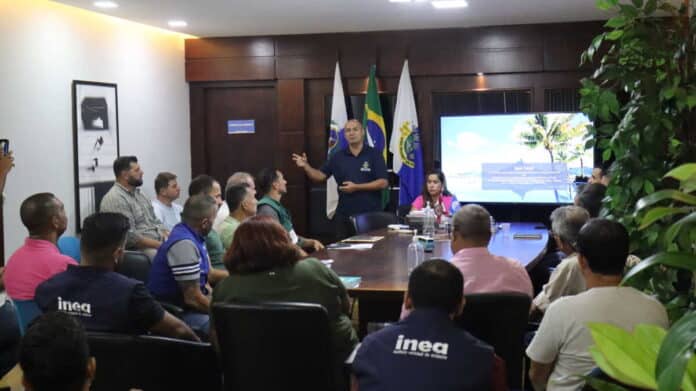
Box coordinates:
[147,194,218,338]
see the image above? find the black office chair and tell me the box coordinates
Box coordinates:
[87,332,221,391]
[116,251,151,284]
[116,250,184,316]
[454,292,532,390]
[212,301,336,391]
[350,211,399,234]
[396,204,412,223]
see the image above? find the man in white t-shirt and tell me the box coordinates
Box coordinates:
[526,218,668,391]
[151,172,183,231]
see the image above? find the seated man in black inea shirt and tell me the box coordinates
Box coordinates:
[35,212,198,341]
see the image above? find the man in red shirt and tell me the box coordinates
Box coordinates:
[4,193,76,300]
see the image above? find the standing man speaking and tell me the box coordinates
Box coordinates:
[292,119,388,240]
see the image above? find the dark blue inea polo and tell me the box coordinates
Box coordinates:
[320,145,388,216]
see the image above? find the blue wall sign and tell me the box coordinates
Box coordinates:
[227,120,255,134]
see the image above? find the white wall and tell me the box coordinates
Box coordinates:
[0,0,192,258]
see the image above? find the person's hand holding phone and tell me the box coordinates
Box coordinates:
[0,150,14,177]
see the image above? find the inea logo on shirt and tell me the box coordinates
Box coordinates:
[57,296,92,317]
[393,334,449,360]
[360,161,371,172]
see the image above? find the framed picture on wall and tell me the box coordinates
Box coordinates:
[71,80,120,231]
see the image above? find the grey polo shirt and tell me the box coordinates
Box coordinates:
[100,183,165,248]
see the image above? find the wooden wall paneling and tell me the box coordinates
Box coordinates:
[305,79,333,175]
[190,85,207,177]
[277,79,307,233]
[276,54,336,80]
[337,33,378,78]
[185,37,275,59]
[185,57,275,81]
[461,25,544,49]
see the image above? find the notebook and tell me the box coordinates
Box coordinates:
[342,235,384,243]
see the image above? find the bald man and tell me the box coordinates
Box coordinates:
[4,193,77,301]
[213,172,256,233]
[292,119,388,239]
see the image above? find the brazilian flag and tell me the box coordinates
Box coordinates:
[362,65,389,209]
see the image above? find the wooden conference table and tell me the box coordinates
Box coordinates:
[313,222,549,335]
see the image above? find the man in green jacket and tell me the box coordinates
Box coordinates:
[256,168,324,252]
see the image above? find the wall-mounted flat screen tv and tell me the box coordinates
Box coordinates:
[440,113,593,204]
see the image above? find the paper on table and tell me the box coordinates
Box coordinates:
[331,243,374,250]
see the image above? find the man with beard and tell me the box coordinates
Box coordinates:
[100,156,167,258]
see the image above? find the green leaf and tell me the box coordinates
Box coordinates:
[634,324,667,357]
[635,190,696,211]
[665,211,696,244]
[590,345,632,386]
[662,87,676,99]
[656,312,696,391]
[687,95,696,110]
[622,252,696,285]
[605,16,627,28]
[631,0,644,8]
[638,207,690,230]
[597,0,619,10]
[643,180,655,195]
[664,163,696,182]
[603,149,613,161]
[606,30,624,41]
[587,322,656,389]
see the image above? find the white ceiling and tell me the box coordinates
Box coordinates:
[53,0,611,38]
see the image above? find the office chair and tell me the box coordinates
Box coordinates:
[115,251,151,284]
[212,301,336,391]
[11,299,42,336]
[115,251,183,316]
[57,236,81,262]
[455,292,532,389]
[87,332,220,391]
[350,211,399,234]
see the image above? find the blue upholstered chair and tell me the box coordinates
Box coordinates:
[57,235,81,262]
[11,299,42,335]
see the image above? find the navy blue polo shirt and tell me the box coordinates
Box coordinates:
[320,145,388,216]
[352,309,494,391]
[35,265,165,334]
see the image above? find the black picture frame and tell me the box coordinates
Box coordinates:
[71,80,120,232]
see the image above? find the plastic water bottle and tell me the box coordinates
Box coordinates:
[423,202,436,238]
[407,231,425,273]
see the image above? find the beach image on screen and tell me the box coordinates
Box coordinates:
[441,113,594,204]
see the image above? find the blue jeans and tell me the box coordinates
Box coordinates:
[181,311,210,340]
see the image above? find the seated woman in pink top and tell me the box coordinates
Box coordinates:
[410,171,460,218]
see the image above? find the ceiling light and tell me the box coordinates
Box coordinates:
[477,72,484,76]
[431,0,468,9]
[168,20,188,28]
[93,1,118,9]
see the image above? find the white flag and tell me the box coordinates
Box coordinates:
[326,62,348,218]
[390,60,424,205]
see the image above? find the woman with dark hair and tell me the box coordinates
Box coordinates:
[410,171,460,217]
[212,216,358,362]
